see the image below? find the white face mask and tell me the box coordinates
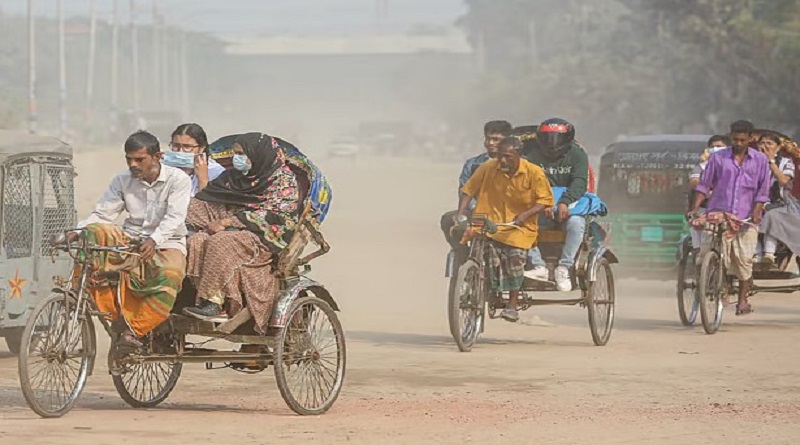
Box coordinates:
[232,154,250,173]
[709,146,726,154]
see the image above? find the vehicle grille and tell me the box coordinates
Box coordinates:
[3,163,34,259]
[41,164,76,255]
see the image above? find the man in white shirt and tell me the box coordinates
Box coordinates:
[71,131,192,347]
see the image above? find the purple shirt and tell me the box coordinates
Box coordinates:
[695,147,770,220]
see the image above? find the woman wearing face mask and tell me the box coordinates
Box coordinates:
[208,134,239,170]
[164,123,226,196]
[754,132,796,265]
[181,132,301,330]
[758,132,795,207]
[687,135,730,255]
[759,136,800,266]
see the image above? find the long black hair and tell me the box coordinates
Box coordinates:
[172,123,209,153]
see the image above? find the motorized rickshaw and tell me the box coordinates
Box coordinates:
[16,144,344,418]
[597,135,709,278]
[0,131,76,354]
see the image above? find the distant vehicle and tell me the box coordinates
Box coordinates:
[327,138,360,159]
[597,134,709,278]
[0,131,76,354]
[358,121,413,156]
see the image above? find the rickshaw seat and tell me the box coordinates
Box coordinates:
[538,229,567,244]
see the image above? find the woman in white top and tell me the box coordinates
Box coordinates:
[756,132,796,264]
[164,123,225,197]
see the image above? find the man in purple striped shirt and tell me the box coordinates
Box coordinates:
[689,120,771,315]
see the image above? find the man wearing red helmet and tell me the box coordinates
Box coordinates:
[523,118,590,292]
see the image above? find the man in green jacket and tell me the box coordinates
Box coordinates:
[522,118,589,291]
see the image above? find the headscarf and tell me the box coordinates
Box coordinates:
[195,132,282,207]
[208,134,240,160]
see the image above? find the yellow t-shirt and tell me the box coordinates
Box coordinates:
[461,159,555,249]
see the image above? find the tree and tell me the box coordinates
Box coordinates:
[454,0,800,148]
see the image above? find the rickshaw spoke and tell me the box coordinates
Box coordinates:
[112,354,182,408]
[36,366,55,400]
[310,360,332,392]
[31,361,56,390]
[29,360,48,383]
[313,361,337,391]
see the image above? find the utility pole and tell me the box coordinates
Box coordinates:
[527,18,538,66]
[85,0,98,139]
[152,0,161,107]
[111,0,120,138]
[57,0,68,140]
[180,31,189,120]
[27,0,37,134]
[130,0,141,128]
[375,0,388,34]
[160,23,170,111]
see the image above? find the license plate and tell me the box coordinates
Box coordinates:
[640,226,664,242]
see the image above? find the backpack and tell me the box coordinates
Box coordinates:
[551,186,608,217]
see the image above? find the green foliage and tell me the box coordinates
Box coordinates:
[457,0,800,147]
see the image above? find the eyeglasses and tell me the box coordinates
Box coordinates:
[169,142,201,152]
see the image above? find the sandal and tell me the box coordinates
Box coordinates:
[735,302,754,316]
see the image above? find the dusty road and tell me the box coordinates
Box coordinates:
[1,152,800,444]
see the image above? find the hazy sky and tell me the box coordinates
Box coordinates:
[2,0,468,37]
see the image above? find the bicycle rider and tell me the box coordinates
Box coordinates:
[455,137,554,322]
[688,120,771,316]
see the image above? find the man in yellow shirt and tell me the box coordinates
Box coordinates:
[455,137,555,322]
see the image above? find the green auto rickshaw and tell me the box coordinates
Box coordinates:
[597,135,709,278]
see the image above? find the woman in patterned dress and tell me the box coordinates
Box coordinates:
[182,132,300,333]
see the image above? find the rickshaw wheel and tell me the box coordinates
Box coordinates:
[3,327,24,355]
[587,258,615,346]
[18,293,95,418]
[448,259,485,352]
[274,295,346,416]
[677,252,700,326]
[110,340,182,408]
[698,251,725,334]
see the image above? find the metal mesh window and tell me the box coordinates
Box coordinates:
[41,164,76,255]
[3,164,33,259]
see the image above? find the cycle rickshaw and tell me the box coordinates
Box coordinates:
[678,212,800,334]
[17,199,345,418]
[446,212,618,352]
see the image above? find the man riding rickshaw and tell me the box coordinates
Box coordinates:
[444,119,616,350]
[19,129,343,418]
[681,121,800,334]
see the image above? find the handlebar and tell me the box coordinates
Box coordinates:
[49,229,143,256]
[468,217,522,235]
[690,215,755,234]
